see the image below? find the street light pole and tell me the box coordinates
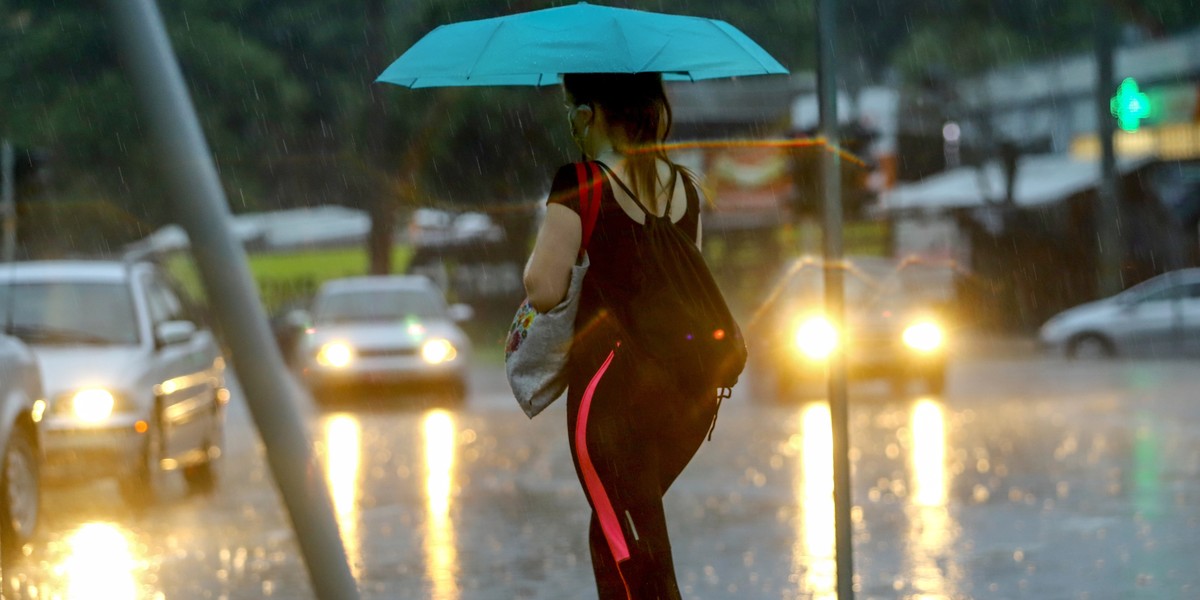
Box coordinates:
[1,140,14,262]
[816,0,855,598]
[1095,1,1123,297]
[102,0,360,598]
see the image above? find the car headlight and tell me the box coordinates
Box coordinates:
[316,342,355,368]
[71,389,115,422]
[31,399,46,423]
[903,321,945,353]
[794,316,838,360]
[421,339,457,364]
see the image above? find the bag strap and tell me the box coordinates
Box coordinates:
[575,162,603,254]
[594,160,678,219]
[677,165,700,215]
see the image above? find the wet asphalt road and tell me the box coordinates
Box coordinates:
[3,344,1199,600]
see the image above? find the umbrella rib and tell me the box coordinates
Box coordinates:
[710,20,775,73]
[609,18,636,73]
[464,21,508,79]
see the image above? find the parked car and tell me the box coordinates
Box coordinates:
[0,260,228,507]
[0,333,44,556]
[748,255,956,399]
[292,275,473,403]
[1039,267,1200,358]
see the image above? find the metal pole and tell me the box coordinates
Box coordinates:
[1,140,14,262]
[816,0,855,598]
[1095,2,1123,297]
[101,1,360,598]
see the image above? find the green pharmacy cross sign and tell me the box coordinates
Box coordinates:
[1110,78,1151,132]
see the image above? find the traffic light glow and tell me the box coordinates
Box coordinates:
[1110,78,1151,132]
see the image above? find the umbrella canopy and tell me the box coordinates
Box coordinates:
[376,2,788,88]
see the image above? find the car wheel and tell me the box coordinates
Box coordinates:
[183,407,221,495]
[119,417,166,509]
[1067,334,1115,360]
[923,367,947,395]
[744,361,776,403]
[0,424,39,556]
[770,369,796,403]
[774,370,826,402]
[444,379,467,406]
[182,460,216,494]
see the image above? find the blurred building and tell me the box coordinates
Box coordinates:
[880,153,1197,330]
[896,28,1200,180]
[666,73,893,313]
[878,29,1200,332]
[668,73,892,231]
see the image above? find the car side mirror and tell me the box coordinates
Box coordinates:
[283,308,312,329]
[156,320,197,346]
[447,303,474,323]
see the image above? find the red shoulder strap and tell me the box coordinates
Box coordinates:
[575,162,603,253]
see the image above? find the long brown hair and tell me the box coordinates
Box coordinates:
[563,72,674,207]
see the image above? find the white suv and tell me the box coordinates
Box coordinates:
[293,275,473,403]
[0,260,228,506]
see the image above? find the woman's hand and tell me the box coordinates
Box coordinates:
[523,204,583,312]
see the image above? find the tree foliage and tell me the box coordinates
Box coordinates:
[882,0,1200,81]
[2,0,1196,243]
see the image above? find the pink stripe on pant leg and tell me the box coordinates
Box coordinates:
[575,349,630,564]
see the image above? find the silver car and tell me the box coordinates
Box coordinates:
[294,275,473,403]
[1039,268,1200,358]
[0,260,228,506]
[0,333,44,556]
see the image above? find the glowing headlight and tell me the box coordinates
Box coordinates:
[316,342,354,368]
[31,399,46,423]
[72,389,115,422]
[794,316,838,360]
[903,321,945,352]
[421,339,457,364]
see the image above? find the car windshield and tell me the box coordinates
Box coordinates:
[0,282,140,345]
[772,258,957,314]
[313,288,446,323]
[873,261,958,307]
[776,262,880,310]
[1118,272,1200,303]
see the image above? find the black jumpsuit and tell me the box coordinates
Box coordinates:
[547,162,720,600]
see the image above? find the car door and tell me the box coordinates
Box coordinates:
[1115,277,1187,357]
[1179,281,1200,357]
[140,272,220,463]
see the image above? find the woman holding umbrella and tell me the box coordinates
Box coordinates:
[523,71,710,598]
[377,4,786,597]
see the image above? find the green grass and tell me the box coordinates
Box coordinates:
[246,246,412,281]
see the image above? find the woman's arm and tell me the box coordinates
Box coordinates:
[523,204,582,312]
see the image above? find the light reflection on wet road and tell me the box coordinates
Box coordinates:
[422,410,460,600]
[796,402,836,600]
[61,522,139,599]
[2,352,1199,599]
[324,414,364,582]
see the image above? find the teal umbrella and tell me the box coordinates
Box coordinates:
[376,2,788,88]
